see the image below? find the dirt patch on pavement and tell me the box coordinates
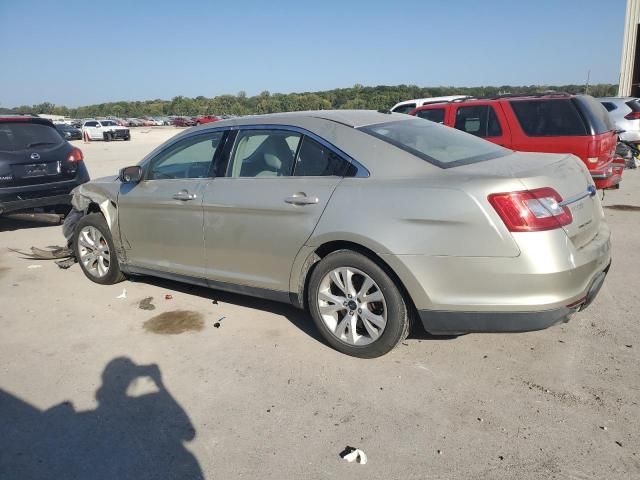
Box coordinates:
[138,297,156,311]
[605,205,640,212]
[143,310,204,334]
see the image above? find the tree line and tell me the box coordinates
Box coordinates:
[1,83,618,118]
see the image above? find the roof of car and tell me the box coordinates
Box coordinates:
[0,115,54,125]
[216,110,408,128]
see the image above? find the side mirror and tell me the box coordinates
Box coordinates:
[119,165,143,183]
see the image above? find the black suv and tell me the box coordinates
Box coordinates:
[0,116,90,215]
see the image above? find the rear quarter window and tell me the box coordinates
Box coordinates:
[574,95,614,134]
[509,99,588,136]
[416,108,445,123]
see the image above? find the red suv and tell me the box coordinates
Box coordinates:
[409,94,621,189]
[194,115,220,125]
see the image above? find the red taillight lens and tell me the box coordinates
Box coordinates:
[624,111,640,120]
[67,147,84,162]
[488,187,573,232]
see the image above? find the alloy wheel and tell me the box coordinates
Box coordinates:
[317,267,387,346]
[77,226,111,278]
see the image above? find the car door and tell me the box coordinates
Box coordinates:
[450,103,511,147]
[117,130,226,278]
[201,127,353,293]
[83,121,98,139]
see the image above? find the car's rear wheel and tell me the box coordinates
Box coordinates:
[73,213,125,285]
[308,250,411,358]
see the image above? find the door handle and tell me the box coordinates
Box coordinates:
[172,190,197,201]
[285,192,319,205]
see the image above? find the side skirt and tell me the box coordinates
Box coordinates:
[121,265,297,305]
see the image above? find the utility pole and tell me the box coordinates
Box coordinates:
[585,70,591,95]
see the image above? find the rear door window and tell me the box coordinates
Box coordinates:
[293,136,353,176]
[416,108,445,124]
[454,105,502,138]
[0,123,64,152]
[509,99,588,136]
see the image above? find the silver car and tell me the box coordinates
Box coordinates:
[598,96,640,143]
[70,110,611,358]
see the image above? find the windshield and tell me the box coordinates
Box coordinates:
[358,118,509,168]
[0,122,64,152]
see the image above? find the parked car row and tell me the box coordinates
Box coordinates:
[399,93,625,190]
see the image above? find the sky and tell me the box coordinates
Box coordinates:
[0,0,627,107]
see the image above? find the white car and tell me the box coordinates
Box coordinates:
[82,120,131,141]
[390,96,471,114]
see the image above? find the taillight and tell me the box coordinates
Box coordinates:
[67,147,83,162]
[624,111,640,120]
[488,187,573,232]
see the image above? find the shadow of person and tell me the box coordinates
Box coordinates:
[0,357,204,480]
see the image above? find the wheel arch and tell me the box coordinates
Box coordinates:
[293,240,420,319]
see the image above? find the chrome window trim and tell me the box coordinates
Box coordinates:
[233,124,370,178]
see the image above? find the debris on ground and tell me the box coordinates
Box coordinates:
[139,297,156,311]
[165,294,173,300]
[615,441,623,447]
[116,289,127,299]
[10,246,72,260]
[55,257,76,269]
[626,344,633,348]
[212,299,219,305]
[339,446,368,464]
[213,316,225,328]
[437,449,443,455]
[27,265,42,269]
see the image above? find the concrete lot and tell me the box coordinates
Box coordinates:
[1,127,639,479]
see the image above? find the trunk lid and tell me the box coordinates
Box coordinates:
[461,151,602,248]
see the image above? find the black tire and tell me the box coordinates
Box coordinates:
[73,213,125,285]
[124,135,131,141]
[307,250,411,358]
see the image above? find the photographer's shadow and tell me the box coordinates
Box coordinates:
[0,357,204,480]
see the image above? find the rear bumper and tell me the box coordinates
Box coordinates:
[0,193,72,214]
[0,173,89,214]
[418,261,610,334]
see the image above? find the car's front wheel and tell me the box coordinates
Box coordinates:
[308,250,411,358]
[73,213,125,285]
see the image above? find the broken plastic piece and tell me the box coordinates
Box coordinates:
[116,289,127,299]
[339,446,367,464]
[56,257,77,269]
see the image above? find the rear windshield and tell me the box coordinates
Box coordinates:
[359,118,509,168]
[510,99,588,136]
[0,123,64,152]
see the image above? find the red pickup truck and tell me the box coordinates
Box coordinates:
[409,94,621,189]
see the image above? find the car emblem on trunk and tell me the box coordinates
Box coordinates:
[30,153,40,160]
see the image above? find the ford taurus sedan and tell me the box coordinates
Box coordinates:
[69,110,611,357]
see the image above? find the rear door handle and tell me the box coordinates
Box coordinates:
[285,192,319,205]
[172,190,197,201]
